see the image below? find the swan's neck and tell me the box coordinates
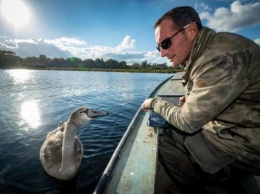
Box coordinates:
[60,122,78,172]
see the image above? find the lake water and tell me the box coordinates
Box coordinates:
[0,69,172,194]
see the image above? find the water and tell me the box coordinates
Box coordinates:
[0,69,171,194]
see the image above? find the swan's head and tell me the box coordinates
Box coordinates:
[69,107,108,126]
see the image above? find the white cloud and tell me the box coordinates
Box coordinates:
[44,37,86,48]
[200,0,260,32]
[195,2,212,12]
[0,35,164,65]
[0,38,71,58]
[144,51,168,64]
[14,39,37,44]
[0,35,8,39]
[116,35,136,51]
[255,38,260,45]
[44,37,87,58]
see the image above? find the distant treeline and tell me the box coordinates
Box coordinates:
[0,50,184,73]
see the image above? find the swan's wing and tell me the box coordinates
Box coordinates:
[58,121,63,127]
[58,122,66,132]
[74,137,83,168]
[45,123,65,139]
[40,131,63,167]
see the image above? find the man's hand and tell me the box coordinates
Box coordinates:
[178,96,186,107]
[141,98,154,112]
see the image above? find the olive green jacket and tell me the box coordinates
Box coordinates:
[151,27,260,169]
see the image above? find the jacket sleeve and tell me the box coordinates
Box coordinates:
[151,51,251,133]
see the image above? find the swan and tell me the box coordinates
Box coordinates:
[40,107,108,180]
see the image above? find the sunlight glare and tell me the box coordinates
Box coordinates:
[21,100,41,129]
[7,69,33,84]
[1,0,31,28]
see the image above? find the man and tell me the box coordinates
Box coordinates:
[142,6,260,193]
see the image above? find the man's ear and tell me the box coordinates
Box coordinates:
[187,22,199,41]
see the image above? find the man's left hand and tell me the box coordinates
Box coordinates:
[141,98,154,112]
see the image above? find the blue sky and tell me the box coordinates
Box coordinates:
[0,0,260,65]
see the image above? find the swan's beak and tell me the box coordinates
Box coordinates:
[86,109,109,118]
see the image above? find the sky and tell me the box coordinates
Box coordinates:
[0,0,260,65]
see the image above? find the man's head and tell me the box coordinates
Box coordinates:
[154,6,202,67]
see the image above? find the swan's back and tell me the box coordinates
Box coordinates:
[39,124,83,179]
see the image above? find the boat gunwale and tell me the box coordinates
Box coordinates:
[93,75,173,194]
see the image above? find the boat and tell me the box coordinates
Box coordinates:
[93,72,184,194]
[93,72,260,194]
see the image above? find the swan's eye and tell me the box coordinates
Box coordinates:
[79,111,83,114]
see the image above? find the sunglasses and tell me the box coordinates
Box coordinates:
[156,24,190,52]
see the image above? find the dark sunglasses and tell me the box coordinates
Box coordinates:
[156,24,190,52]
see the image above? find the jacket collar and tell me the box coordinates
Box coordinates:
[182,27,216,86]
[188,27,216,67]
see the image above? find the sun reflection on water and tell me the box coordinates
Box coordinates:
[20,100,41,129]
[7,69,34,84]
